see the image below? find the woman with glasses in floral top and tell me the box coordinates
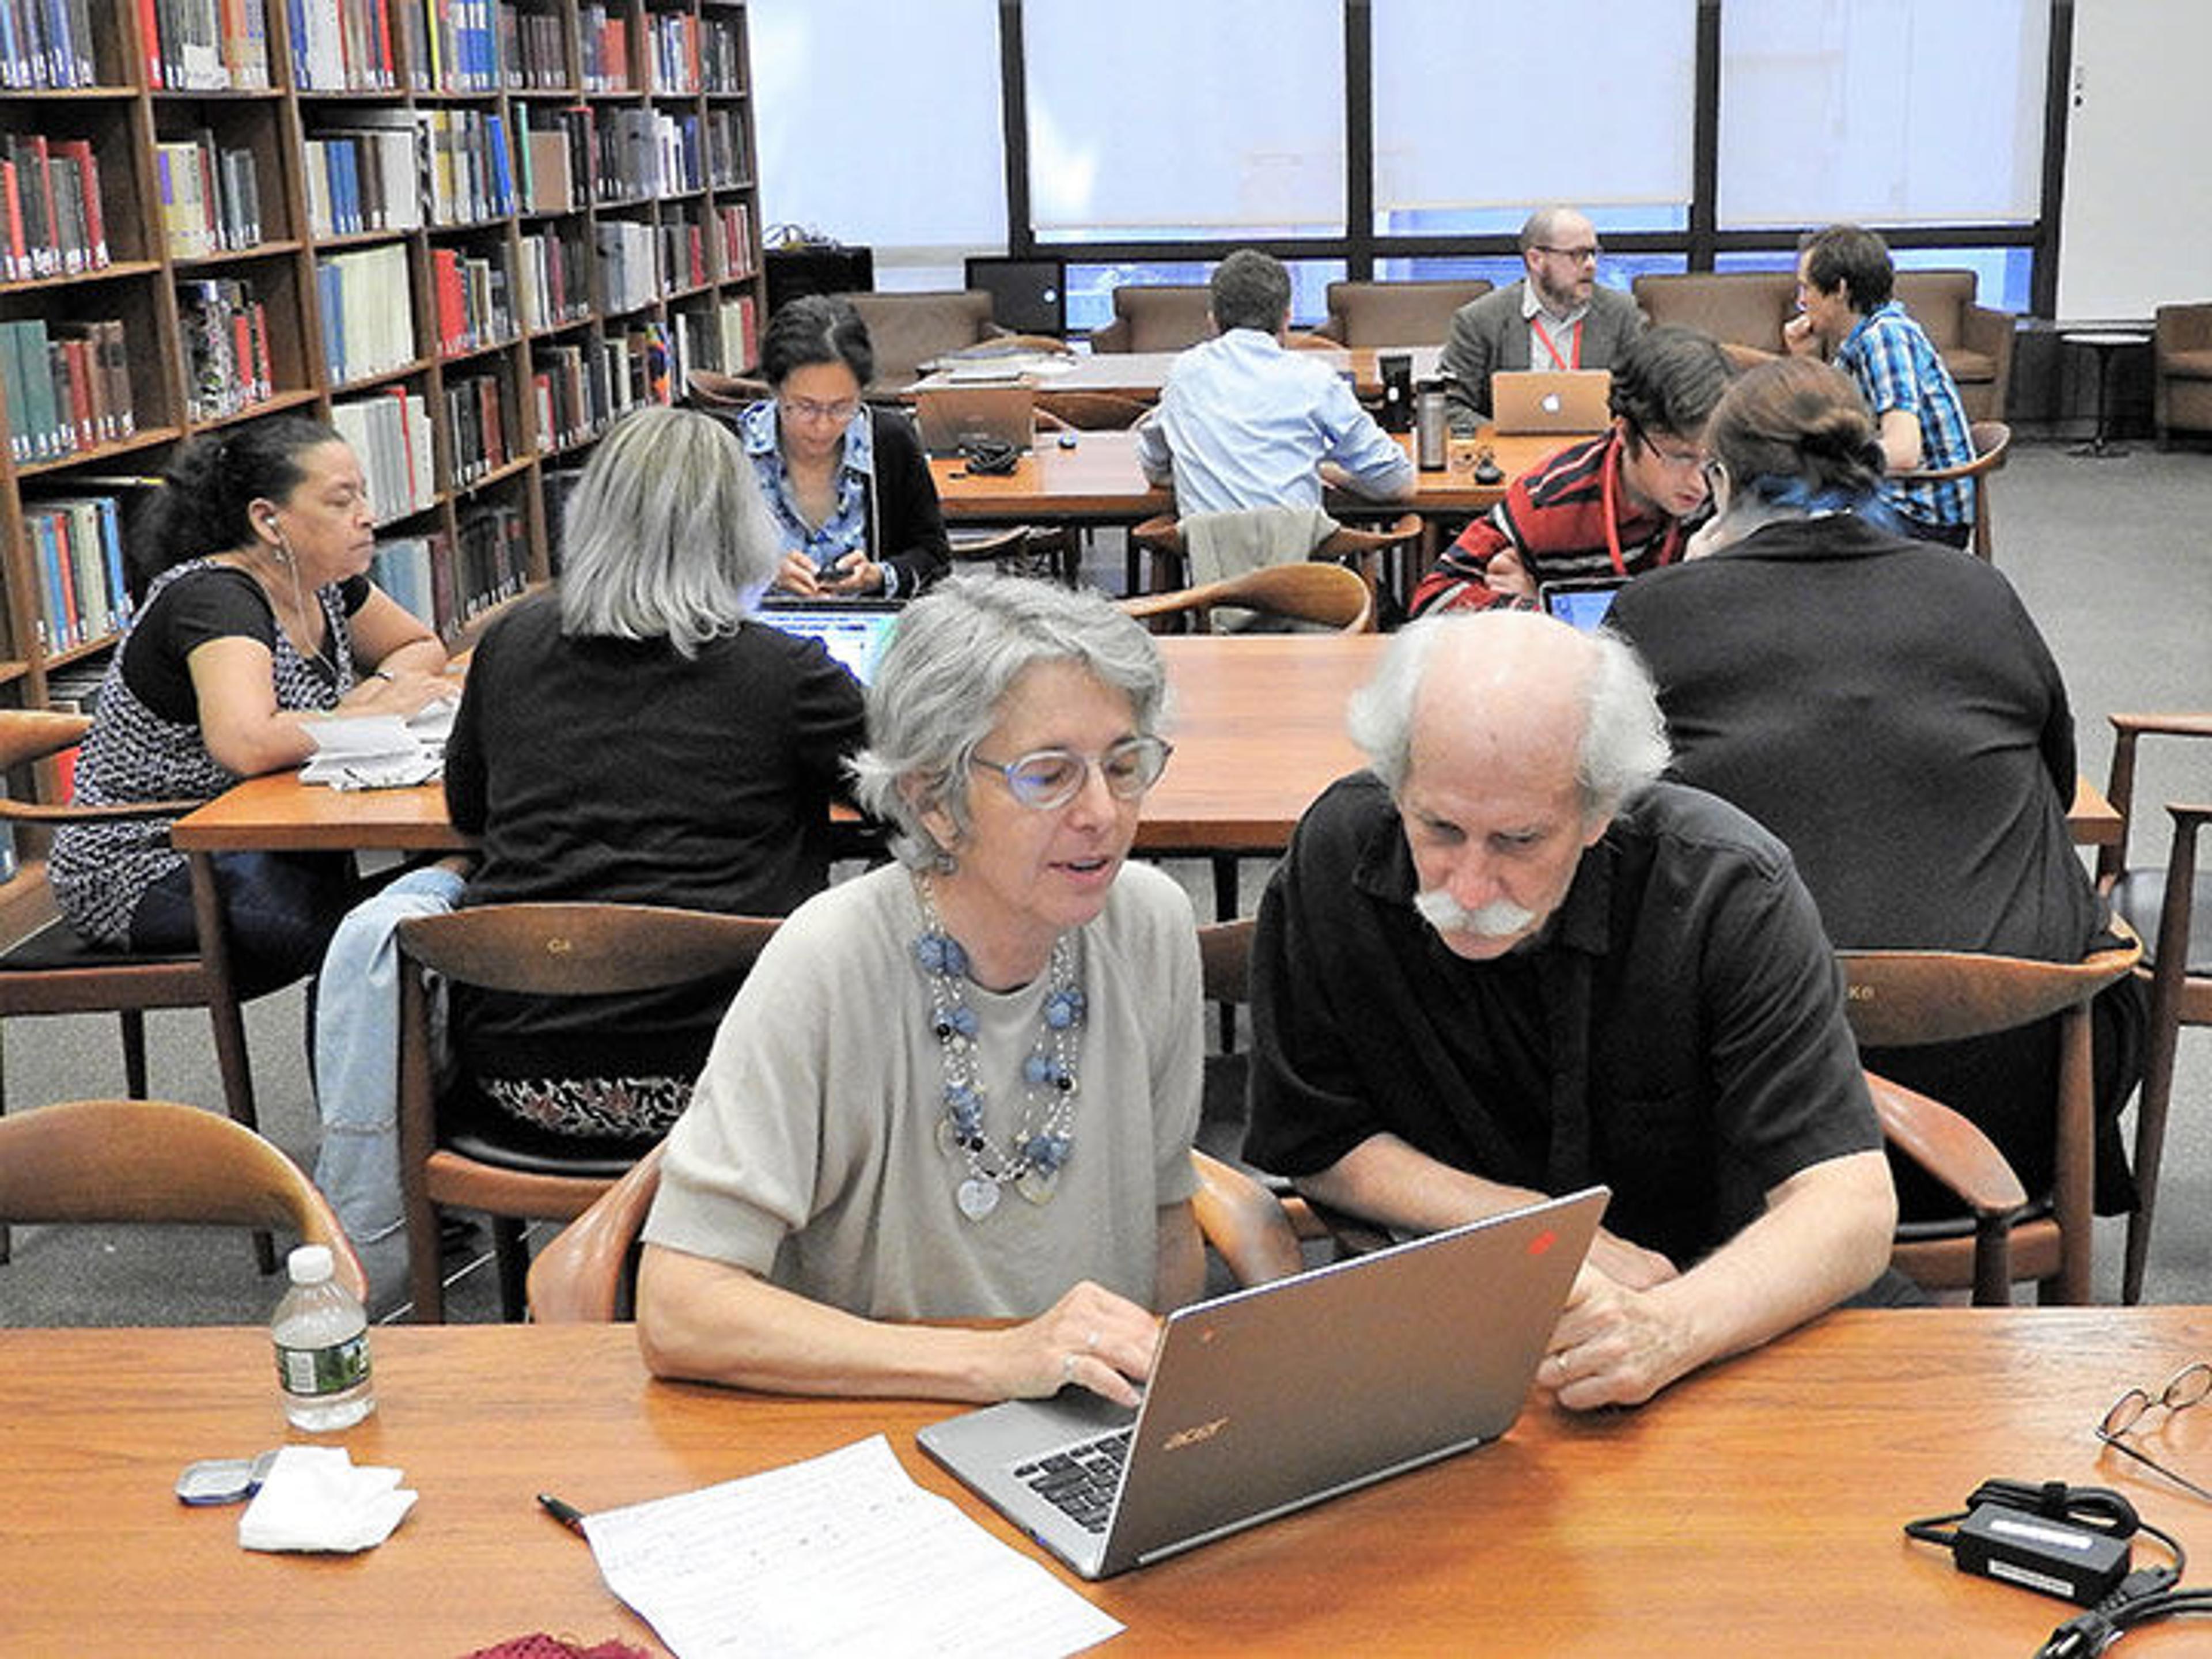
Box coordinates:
[733,293,952,600]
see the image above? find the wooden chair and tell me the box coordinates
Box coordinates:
[1120,559,1377,636]
[0,1097,366,1308]
[683,369,772,408]
[1127,510,1420,615]
[1840,937,2142,1304]
[1032,390,1151,431]
[0,710,270,1270]
[2096,711,2212,1302]
[528,1143,1310,1322]
[1895,419,2011,562]
[396,903,779,1322]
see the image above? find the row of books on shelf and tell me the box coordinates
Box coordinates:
[665,201,755,288]
[370,501,525,642]
[319,241,415,383]
[22,492,129,654]
[424,108,517,228]
[431,242,515,357]
[529,316,673,453]
[332,385,437,522]
[304,126,422,239]
[1,317,132,465]
[1,0,96,89]
[2,133,107,282]
[578,3,627,93]
[178,277,275,423]
[138,0,272,90]
[290,0,399,92]
[154,135,262,260]
[445,366,514,488]
[517,224,590,332]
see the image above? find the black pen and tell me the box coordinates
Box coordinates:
[536,1492,588,1536]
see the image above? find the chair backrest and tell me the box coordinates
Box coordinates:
[1892,269,1978,349]
[0,1097,368,1305]
[1840,940,2140,1303]
[1033,390,1151,430]
[1121,559,1376,635]
[395,903,782,998]
[1323,278,1493,346]
[841,289,998,389]
[1630,271,1797,355]
[1093,285,1215,354]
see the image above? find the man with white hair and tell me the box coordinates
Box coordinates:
[1244,611,1897,1409]
[1440,206,1647,431]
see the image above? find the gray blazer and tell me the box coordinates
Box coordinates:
[1441,280,1646,432]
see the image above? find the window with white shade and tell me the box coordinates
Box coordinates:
[1022,0,1346,241]
[1717,0,2050,229]
[751,0,1005,290]
[1369,0,1696,238]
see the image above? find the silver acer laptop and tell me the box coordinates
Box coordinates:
[914,382,1036,457]
[1491,368,1613,435]
[917,1185,1606,1580]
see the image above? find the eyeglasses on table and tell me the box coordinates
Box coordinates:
[2097,1361,2212,1502]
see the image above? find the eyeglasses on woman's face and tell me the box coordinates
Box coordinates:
[779,395,861,427]
[969,736,1173,811]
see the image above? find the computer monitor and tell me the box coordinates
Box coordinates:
[965,256,1066,336]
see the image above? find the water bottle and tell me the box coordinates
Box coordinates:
[272,1244,376,1431]
[1416,381,1448,471]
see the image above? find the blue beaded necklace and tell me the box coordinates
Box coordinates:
[912,875,1087,1221]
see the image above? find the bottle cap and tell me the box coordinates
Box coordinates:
[287,1244,335,1285]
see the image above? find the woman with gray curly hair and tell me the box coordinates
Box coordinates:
[639,574,1206,1404]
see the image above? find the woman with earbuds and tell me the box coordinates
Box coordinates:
[51,416,448,994]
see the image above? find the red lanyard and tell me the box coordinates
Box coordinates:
[1599,433,1683,577]
[1529,315,1582,372]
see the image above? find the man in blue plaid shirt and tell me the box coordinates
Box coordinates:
[1784,224,1976,547]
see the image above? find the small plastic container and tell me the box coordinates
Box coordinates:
[271,1244,376,1431]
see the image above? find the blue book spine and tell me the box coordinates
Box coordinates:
[96,495,127,630]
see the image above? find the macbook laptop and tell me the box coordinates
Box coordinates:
[914,383,1036,458]
[756,600,902,685]
[1491,369,1613,435]
[918,1185,1606,1580]
[1539,575,1628,631]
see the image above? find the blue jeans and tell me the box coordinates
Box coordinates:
[128,851,357,1001]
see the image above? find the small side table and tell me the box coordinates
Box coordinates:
[2060,329,2153,458]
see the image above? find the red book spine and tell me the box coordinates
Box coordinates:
[137,0,162,88]
[61,336,93,448]
[29,135,58,277]
[1,158,24,282]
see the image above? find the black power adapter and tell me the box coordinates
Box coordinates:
[1953,1502,2133,1605]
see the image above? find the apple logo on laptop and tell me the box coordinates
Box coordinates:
[1540,392,1562,414]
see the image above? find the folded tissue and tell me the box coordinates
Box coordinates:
[237,1444,418,1553]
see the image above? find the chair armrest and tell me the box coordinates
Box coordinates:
[2111,711,2212,743]
[1310,316,1347,344]
[0,797,207,827]
[1960,306,2015,361]
[978,329,1073,355]
[1866,1070,2028,1217]
[1189,1150,1307,1287]
[2156,304,2212,355]
[1089,318,1131,354]
[525,1143,665,1323]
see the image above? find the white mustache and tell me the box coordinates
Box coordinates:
[1413,888,1537,940]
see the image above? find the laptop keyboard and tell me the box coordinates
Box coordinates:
[1013,1429,1131,1533]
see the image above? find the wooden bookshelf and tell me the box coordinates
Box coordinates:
[0,0,766,719]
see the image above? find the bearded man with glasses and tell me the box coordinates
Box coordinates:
[1440,206,1649,430]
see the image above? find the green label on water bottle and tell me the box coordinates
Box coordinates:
[275,1332,371,1397]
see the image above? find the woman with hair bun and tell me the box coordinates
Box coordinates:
[1608,357,2143,1223]
[51,416,449,992]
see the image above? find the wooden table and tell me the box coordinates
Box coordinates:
[171,635,1387,863]
[915,344,1447,404]
[933,427,1566,525]
[12,1308,2212,1656]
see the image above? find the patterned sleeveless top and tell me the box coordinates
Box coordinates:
[50,558,360,946]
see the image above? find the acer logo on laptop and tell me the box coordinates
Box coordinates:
[1161,1416,1229,1451]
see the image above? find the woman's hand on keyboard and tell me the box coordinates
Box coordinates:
[1000,1281,1161,1408]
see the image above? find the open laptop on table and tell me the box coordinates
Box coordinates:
[914,382,1036,459]
[1539,575,1628,632]
[918,1185,1606,1580]
[1491,368,1613,435]
[755,599,902,685]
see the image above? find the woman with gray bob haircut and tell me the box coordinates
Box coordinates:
[850,574,1171,868]
[1347,610,1670,821]
[637,574,1207,1407]
[558,404,781,653]
[437,404,866,1145]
